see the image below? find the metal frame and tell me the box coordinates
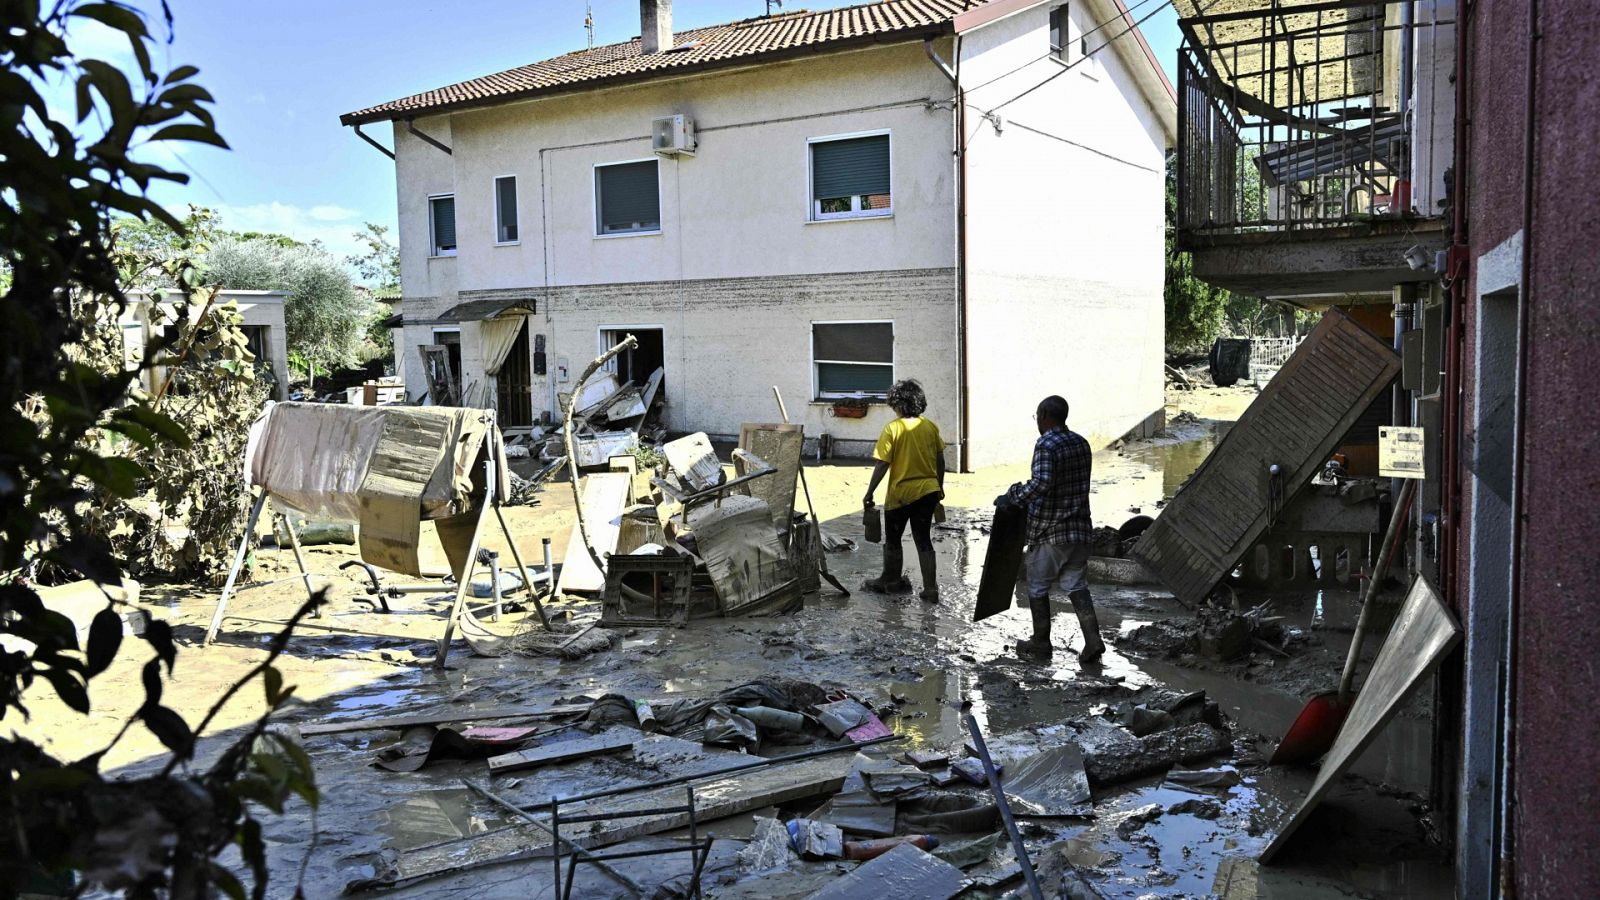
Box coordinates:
[549,785,712,900]
[205,413,552,663]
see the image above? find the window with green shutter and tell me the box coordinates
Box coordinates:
[595,160,661,235]
[494,176,518,243]
[429,194,456,256]
[813,321,893,398]
[809,133,892,220]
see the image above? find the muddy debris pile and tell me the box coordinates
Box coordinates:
[1123,599,1315,668]
[330,670,1255,898]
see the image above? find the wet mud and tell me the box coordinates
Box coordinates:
[7,387,1451,898]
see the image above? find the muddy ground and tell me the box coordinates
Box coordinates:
[11,385,1451,898]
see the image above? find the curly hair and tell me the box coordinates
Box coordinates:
[886,379,927,418]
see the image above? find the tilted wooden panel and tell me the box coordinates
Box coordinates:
[1132,310,1400,606]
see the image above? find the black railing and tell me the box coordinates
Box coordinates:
[1175,2,1448,243]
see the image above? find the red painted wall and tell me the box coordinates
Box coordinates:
[1457,0,1600,894]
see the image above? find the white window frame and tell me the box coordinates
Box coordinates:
[597,323,666,377]
[592,157,663,239]
[493,175,519,246]
[806,129,894,223]
[810,319,895,400]
[428,192,457,257]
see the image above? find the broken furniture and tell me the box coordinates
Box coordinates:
[205,401,549,664]
[1133,309,1402,606]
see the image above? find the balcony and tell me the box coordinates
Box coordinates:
[1173,0,1453,299]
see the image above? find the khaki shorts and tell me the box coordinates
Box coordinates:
[1015,542,1090,602]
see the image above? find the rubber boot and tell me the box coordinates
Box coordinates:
[864,541,911,593]
[1070,588,1106,662]
[917,550,939,603]
[1014,594,1053,660]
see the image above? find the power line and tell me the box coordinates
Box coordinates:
[962,0,1169,94]
[983,0,1174,116]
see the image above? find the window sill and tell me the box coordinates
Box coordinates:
[494,240,521,247]
[428,252,458,259]
[594,230,663,240]
[805,213,894,225]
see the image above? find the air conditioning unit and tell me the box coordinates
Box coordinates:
[651,114,696,157]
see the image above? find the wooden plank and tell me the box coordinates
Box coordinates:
[555,472,631,595]
[348,752,853,892]
[487,730,637,774]
[662,432,723,491]
[738,423,805,532]
[296,703,591,737]
[1262,579,1460,862]
[1132,309,1400,606]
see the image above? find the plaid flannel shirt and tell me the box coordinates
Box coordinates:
[1006,426,1093,546]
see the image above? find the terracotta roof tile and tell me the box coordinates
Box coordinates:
[341,0,978,124]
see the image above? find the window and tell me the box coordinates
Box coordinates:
[595,160,661,235]
[813,321,893,398]
[1049,4,1096,73]
[809,133,892,220]
[429,194,457,256]
[494,176,518,243]
[241,325,269,363]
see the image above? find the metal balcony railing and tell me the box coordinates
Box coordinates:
[1174,1,1453,244]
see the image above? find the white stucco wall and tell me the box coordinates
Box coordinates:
[391,40,962,445]
[957,0,1171,468]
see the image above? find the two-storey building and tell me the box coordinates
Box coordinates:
[341,0,1175,468]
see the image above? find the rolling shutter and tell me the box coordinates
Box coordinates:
[811,135,890,200]
[597,161,660,232]
[430,196,456,251]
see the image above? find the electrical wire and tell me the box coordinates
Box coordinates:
[982,0,1175,115]
[961,0,1170,94]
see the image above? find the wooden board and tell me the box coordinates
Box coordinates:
[347,752,853,892]
[975,502,1027,621]
[805,843,964,900]
[688,494,792,614]
[1132,309,1401,606]
[738,423,805,533]
[663,432,722,491]
[486,730,637,774]
[357,411,453,577]
[1260,578,1460,862]
[296,703,591,737]
[555,472,631,595]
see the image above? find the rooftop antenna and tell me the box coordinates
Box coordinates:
[584,1,594,49]
[766,0,782,15]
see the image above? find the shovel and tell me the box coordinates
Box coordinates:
[1270,479,1417,766]
[773,386,850,596]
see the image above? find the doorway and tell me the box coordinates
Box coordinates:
[496,319,534,428]
[601,327,664,387]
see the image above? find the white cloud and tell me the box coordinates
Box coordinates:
[213,201,372,261]
[309,204,359,222]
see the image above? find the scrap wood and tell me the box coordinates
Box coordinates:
[346,751,856,892]
[486,728,638,775]
[554,471,631,595]
[297,702,590,737]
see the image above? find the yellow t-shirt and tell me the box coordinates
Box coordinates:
[873,416,944,510]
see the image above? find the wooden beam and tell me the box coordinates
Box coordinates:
[296,703,590,738]
[486,730,637,775]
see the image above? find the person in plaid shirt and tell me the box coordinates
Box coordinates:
[997,395,1105,663]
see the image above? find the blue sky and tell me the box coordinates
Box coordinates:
[90,0,1181,262]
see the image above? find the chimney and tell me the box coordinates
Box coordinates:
[640,0,672,54]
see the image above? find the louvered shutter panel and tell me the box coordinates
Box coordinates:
[811,135,890,200]
[597,161,660,232]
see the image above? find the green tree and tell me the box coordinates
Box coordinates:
[1,3,316,895]
[206,236,378,388]
[346,221,399,290]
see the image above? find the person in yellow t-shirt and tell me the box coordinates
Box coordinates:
[861,379,946,601]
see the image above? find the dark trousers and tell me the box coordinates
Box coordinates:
[885,492,939,553]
